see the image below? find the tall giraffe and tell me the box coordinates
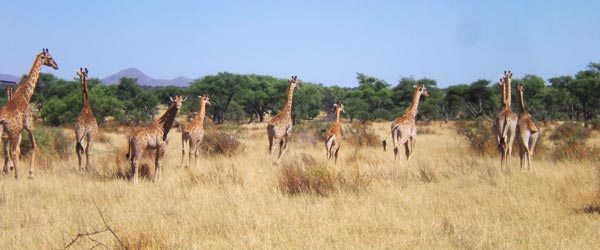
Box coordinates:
[389,84,429,163]
[126,96,186,183]
[326,102,344,164]
[2,87,14,173]
[516,84,539,170]
[493,71,518,168]
[74,68,98,171]
[267,76,299,163]
[0,49,58,179]
[181,94,211,168]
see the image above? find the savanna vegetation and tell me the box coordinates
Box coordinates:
[0,63,599,249]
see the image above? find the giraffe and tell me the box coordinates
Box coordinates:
[126,96,186,183]
[267,76,299,163]
[2,87,14,173]
[326,102,344,164]
[0,48,58,179]
[516,84,539,170]
[493,70,518,169]
[74,68,99,172]
[181,94,211,168]
[389,84,429,163]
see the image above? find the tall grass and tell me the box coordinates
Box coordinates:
[0,122,599,249]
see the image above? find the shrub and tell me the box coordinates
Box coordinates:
[20,127,70,156]
[278,154,370,196]
[549,122,597,161]
[454,119,497,156]
[345,122,380,147]
[200,125,244,157]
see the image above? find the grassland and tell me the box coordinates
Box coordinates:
[0,121,598,249]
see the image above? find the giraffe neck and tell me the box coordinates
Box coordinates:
[500,84,507,108]
[335,108,341,123]
[157,102,179,141]
[518,90,526,113]
[279,84,295,118]
[194,101,207,125]
[6,88,13,101]
[505,77,511,107]
[81,77,91,109]
[405,89,422,118]
[14,53,44,102]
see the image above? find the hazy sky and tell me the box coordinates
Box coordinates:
[1,0,599,87]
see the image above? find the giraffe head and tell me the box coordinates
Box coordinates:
[517,83,524,93]
[334,102,345,113]
[289,75,300,89]
[76,67,88,83]
[503,70,512,82]
[169,95,187,109]
[199,94,211,106]
[41,48,58,70]
[415,84,429,97]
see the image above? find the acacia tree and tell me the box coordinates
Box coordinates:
[188,72,243,124]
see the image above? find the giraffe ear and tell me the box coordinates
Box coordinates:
[170,97,175,102]
[182,96,188,102]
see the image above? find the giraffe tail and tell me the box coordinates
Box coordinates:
[75,133,85,153]
[125,139,132,160]
[501,117,510,145]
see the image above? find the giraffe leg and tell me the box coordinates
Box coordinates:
[10,134,22,179]
[270,138,281,164]
[24,127,35,179]
[85,132,94,172]
[404,141,410,161]
[392,129,399,161]
[181,135,187,167]
[2,136,10,174]
[130,143,139,184]
[194,143,200,168]
[326,136,335,160]
[529,132,539,171]
[75,130,84,171]
[277,138,286,162]
[154,147,161,182]
[191,142,198,168]
[408,137,416,161]
[334,145,340,165]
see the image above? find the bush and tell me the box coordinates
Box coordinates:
[200,125,244,156]
[549,122,597,161]
[455,119,497,156]
[20,127,70,156]
[278,154,370,196]
[345,122,379,147]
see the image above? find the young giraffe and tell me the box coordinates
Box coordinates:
[493,71,518,168]
[181,94,211,168]
[389,84,429,163]
[74,68,99,172]
[0,49,58,179]
[267,76,299,163]
[326,103,345,164]
[516,84,539,170]
[2,87,14,173]
[126,96,186,183]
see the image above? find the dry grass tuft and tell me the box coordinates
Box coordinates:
[549,122,599,161]
[200,126,244,156]
[278,153,370,196]
[455,119,498,156]
[345,122,380,147]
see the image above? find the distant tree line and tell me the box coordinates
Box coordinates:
[2,62,598,127]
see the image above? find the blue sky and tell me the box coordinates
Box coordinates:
[1,0,599,87]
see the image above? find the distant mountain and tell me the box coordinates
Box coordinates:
[101,68,193,87]
[0,73,20,84]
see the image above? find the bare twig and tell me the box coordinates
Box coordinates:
[63,200,125,249]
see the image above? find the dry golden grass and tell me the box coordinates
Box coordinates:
[0,120,599,249]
